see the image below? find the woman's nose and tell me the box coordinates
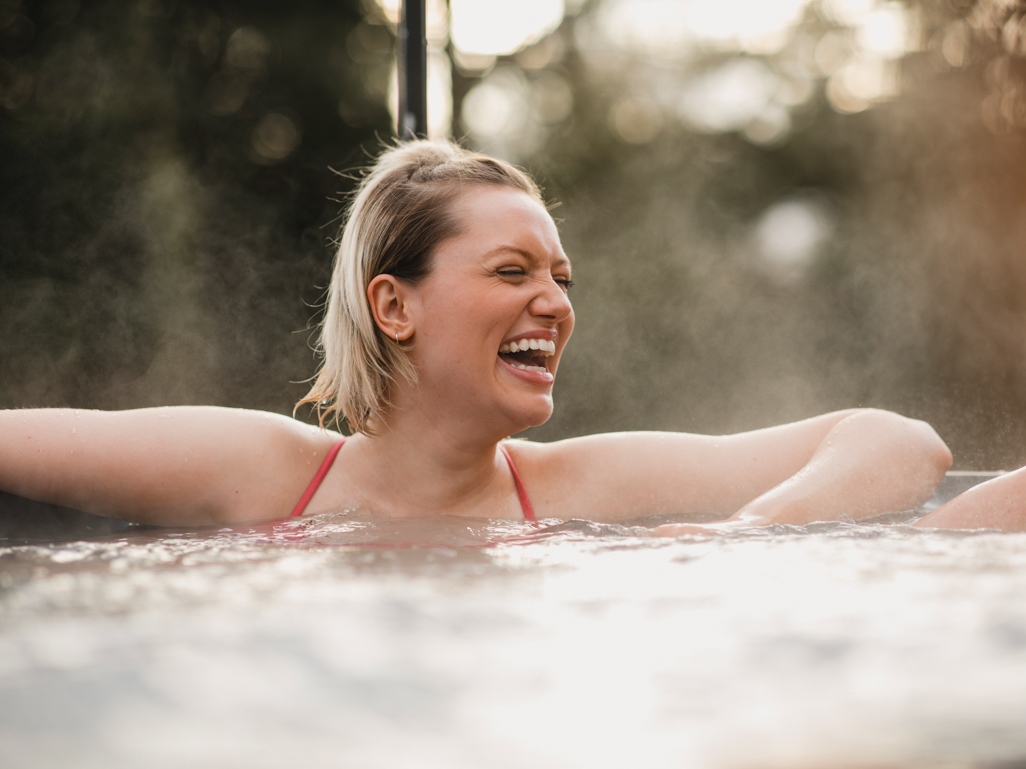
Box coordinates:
[530,277,573,322]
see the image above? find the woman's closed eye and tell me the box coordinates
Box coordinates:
[498,268,574,292]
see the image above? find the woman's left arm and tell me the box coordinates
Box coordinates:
[512,409,952,525]
[692,409,952,529]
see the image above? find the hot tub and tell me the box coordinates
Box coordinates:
[1,472,1024,768]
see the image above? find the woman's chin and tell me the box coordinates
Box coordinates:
[526,402,554,428]
[493,359,557,428]
[499,396,554,433]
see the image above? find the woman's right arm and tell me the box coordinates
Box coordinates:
[0,407,341,525]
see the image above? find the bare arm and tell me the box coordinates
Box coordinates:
[0,407,341,525]
[510,409,952,525]
[914,467,1026,531]
[710,409,952,527]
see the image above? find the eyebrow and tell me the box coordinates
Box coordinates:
[487,245,571,270]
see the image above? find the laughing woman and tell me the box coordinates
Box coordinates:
[0,141,953,528]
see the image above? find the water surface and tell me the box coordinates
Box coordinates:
[2,509,1026,768]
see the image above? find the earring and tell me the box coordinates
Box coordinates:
[396,332,400,344]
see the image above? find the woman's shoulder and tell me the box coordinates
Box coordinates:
[498,431,736,521]
[0,406,345,525]
[151,408,344,522]
[499,435,639,519]
[193,407,344,475]
[115,405,344,460]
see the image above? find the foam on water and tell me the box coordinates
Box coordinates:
[2,514,1026,768]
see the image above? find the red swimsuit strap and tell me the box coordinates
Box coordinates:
[289,438,536,521]
[500,444,536,521]
[289,438,346,518]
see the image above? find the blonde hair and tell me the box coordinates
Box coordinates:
[298,140,543,434]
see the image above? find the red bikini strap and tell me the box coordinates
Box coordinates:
[500,444,536,521]
[290,438,345,518]
[291,439,533,521]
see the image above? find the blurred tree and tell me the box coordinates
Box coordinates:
[0,0,391,412]
[7,0,1026,472]
[442,0,1026,469]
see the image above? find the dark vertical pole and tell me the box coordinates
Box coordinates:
[397,0,428,139]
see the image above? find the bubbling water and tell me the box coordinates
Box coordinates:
[2,511,1026,768]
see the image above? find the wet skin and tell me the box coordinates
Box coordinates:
[367,185,575,441]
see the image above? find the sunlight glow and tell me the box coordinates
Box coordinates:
[826,55,899,113]
[450,0,565,56]
[820,0,875,25]
[461,65,528,140]
[677,59,781,133]
[375,0,918,139]
[597,0,694,58]
[753,195,833,283]
[684,0,809,53]
[387,50,453,138]
[531,71,574,124]
[459,65,565,161]
[593,0,915,63]
[856,3,910,59]
[598,0,810,57]
[373,0,449,44]
[609,98,663,144]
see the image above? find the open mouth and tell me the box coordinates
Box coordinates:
[498,338,555,373]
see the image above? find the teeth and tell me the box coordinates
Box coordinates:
[512,363,547,372]
[498,339,556,357]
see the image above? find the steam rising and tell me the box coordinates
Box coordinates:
[0,0,387,413]
[4,0,1026,470]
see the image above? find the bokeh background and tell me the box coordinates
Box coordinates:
[3,0,1026,468]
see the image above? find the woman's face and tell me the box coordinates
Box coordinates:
[403,185,575,435]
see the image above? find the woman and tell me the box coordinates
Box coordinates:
[0,141,954,529]
[914,469,1026,531]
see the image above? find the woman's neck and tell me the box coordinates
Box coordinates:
[339,404,521,518]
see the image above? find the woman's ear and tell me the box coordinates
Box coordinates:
[368,275,414,341]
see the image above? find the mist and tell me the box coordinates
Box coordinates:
[4,0,1026,469]
[1,0,385,412]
